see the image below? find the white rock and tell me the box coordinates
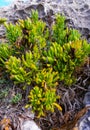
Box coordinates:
[21,120,41,130]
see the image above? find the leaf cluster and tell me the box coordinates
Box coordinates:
[10,93,22,104]
[0,11,90,117]
[0,18,6,25]
[26,86,60,117]
[0,43,13,67]
[43,40,90,85]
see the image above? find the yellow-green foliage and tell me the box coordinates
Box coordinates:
[52,15,80,45]
[4,23,22,44]
[17,10,49,50]
[1,10,90,117]
[6,51,39,85]
[0,43,13,67]
[35,68,59,88]
[43,40,90,85]
[0,18,6,25]
[27,86,60,117]
[6,56,26,83]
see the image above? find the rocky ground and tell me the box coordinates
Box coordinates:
[0,0,90,130]
[0,0,90,41]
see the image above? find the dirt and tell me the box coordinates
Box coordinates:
[0,62,90,130]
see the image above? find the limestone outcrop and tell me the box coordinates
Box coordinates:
[0,0,90,42]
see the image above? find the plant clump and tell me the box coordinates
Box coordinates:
[0,10,90,117]
[0,18,6,25]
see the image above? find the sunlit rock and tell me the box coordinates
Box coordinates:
[0,0,90,41]
[21,120,41,130]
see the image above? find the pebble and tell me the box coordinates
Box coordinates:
[21,120,41,130]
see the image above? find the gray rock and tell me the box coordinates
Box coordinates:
[83,86,90,107]
[78,109,90,130]
[21,120,41,130]
[77,86,90,130]
[83,92,90,107]
[0,0,90,42]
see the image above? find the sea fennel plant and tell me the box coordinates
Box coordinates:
[0,18,6,25]
[3,11,90,117]
[0,43,13,67]
[42,14,90,85]
[43,40,90,85]
[27,86,62,118]
[52,14,81,45]
[4,22,22,44]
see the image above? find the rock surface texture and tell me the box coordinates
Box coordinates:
[78,86,90,130]
[0,0,90,42]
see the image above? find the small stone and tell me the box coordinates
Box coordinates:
[21,120,41,130]
[87,116,90,121]
[83,92,90,106]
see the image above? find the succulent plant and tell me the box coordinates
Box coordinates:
[0,43,13,67]
[27,86,62,117]
[0,18,6,25]
[0,10,90,117]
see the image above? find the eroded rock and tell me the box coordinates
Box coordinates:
[0,0,90,42]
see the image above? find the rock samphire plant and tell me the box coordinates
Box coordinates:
[0,18,6,25]
[1,10,90,117]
